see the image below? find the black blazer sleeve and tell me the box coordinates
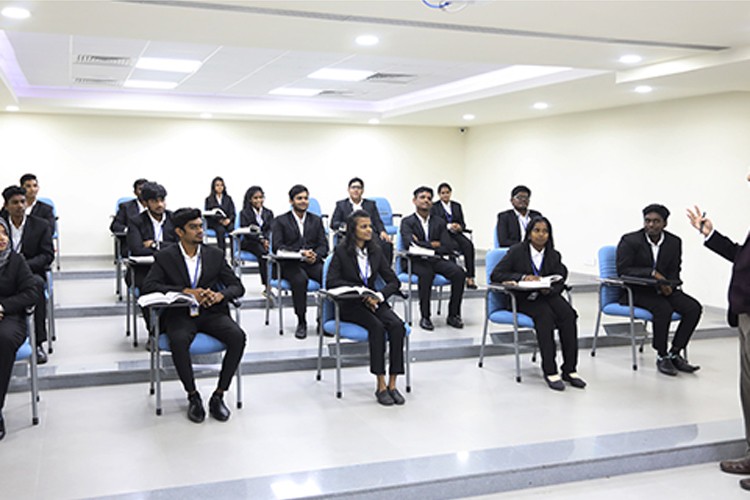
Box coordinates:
[326,244,400,300]
[364,199,386,235]
[490,243,568,294]
[0,253,41,315]
[110,199,134,233]
[22,217,54,275]
[330,200,348,231]
[616,231,655,278]
[400,215,428,250]
[705,231,743,263]
[32,202,56,232]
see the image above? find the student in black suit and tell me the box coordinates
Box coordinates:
[330,177,393,263]
[204,176,236,255]
[19,174,56,232]
[400,186,465,331]
[110,178,148,257]
[239,186,274,287]
[272,184,329,339]
[616,204,702,376]
[327,210,407,406]
[2,186,53,364]
[432,182,477,289]
[495,185,542,248]
[126,182,178,290]
[143,208,246,423]
[490,216,585,391]
[687,176,750,487]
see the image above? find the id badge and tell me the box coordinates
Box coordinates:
[190,303,200,317]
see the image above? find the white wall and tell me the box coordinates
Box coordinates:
[464,92,750,309]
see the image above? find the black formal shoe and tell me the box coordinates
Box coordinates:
[187,392,205,423]
[721,456,750,475]
[36,346,48,365]
[0,414,5,441]
[419,318,434,331]
[741,478,750,491]
[375,389,395,406]
[562,372,587,389]
[670,353,700,373]
[388,388,406,405]
[446,315,464,329]
[544,374,565,391]
[466,280,478,290]
[209,393,231,422]
[656,356,678,376]
[295,323,308,340]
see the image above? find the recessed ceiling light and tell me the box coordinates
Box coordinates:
[356,35,379,47]
[462,114,475,121]
[269,87,321,97]
[634,85,653,94]
[200,113,212,119]
[368,118,380,125]
[533,102,549,110]
[123,80,179,90]
[307,68,375,82]
[1,7,30,19]
[135,57,202,73]
[5,105,19,112]
[619,54,642,64]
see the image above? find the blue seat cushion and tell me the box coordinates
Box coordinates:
[322,321,411,342]
[205,228,217,238]
[397,272,449,286]
[158,332,227,354]
[15,338,32,362]
[488,310,535,328]
[270,279,321,292]
[238,251,258,263]
[602,303,681,322]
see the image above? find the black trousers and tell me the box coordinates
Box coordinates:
[517,293,579,376]
[242,239,269,285]
[279,260,323,324]
[339,300,405,375]
[207,219,230,254]
[449,232,475,278]
[32,274,47,346]
[0,315,27,410]
[623,288,702,356]
[163,309,246,393]
[411,258,465,320]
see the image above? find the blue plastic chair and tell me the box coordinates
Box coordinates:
[478,248,538,382]
[231,211,261,279]
[14,311,40,425]
[395,231,449,325]
[37,197,60,271]
[316,255,411,398]
[371,197,400,236]
[590,246,682,370]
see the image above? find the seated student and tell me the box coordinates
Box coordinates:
[0,218,42,440]
[19,174,56,232]
[496,185,542,248]
[204,176,236,256]
[143,208,246,423]
[330,177,393,263]
[272,184,329,339]
[239,186,274,287]
[490,216,585,391]
[126,182,178,290]
[616,204,702,376]
[400,186,465,331]
[327,210,407,406]
[110,178,148,257]
[2,186,53,365]
[431,182,477,289]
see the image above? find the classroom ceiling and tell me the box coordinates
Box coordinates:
[1,0,750,126]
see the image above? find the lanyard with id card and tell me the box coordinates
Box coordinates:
[189,254,202,317]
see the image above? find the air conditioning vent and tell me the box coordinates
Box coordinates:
[74,77,122,86]
[365,73,416,84]
[318,89,353,96]
[75,54,132,67]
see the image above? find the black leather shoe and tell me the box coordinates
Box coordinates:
[375,389,395,406]
[0,414,5,441]
[388,388,406,405]
[670,353,700,373]
[295,323,307,340]
[187,392,205,423]
[466,280,478,290]
[544,374,565,391]
[721,456,750,475]
[446,315,464,329]
[209,392,231,422]
[36,346,48,365]
[562,372,587,389]
[419,318,434,331]
[656,356,678,376]
[741,478,750,491]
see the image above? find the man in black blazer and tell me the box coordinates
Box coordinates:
[431,182,477,289]
[20,174,56,232]
[400,186,465,331]
[110,178,148,257]
[272,184,329,339]
[2,185,54,364]
[687,176,750,487]
[495,185,542,247]
[616,204,702,376]
[143,208,246,423]
[330,177,393,263]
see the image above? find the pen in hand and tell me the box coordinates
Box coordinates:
[699,212,706,233]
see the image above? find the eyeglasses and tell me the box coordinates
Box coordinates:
[350,185,363,190]
[513,195,530,201]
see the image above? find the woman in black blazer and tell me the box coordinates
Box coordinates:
[204,176,236,255]
[432,182,477,289]
[239,186,274,286]
[490,216,585,391]
[326,210,407,406]
[0,218,42,440]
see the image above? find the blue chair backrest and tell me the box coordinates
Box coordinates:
[38,197,56,216]
[371,197,394,225]
[598,245,619,306]
[485,247,509,313]
[116,196,135,213]
[308,197,322,217]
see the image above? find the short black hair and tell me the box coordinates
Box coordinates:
[140,182,167,201]
[511,185,531,198]
[19,174,37,186]
[2,185,25,203]
[642,203,670,221]
[133,178,148,191]
[413,186,433,198]
[437,182,452,193]
[172,208,202,230]
[348,177,364,188]
[289,184,308,200]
